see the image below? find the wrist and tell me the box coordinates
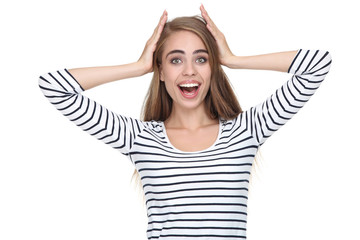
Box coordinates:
[136,59,153,76]
[222,55,244,69]
[110,61,148,81]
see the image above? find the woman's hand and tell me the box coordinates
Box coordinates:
[138,10,168,74]
[68,11,167,90]
[200,5,235,68]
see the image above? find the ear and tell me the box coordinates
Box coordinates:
[159,64,164,82]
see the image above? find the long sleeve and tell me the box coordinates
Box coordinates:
[38,69,145,159]
[249,49,332,145]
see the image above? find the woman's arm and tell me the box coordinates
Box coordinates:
[200,5,297,72]
[248,49,332,145]
[38,10,168,158]
[200,5,332,145]
[69,62,147,91]
[69,10,168,90]
[221,51,298,72]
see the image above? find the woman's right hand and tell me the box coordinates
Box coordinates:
[67,11,167,90]
[138,10,168,74]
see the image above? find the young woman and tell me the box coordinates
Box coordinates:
[39,5,332,240]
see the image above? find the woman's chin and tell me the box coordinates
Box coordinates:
[173,98,206,112]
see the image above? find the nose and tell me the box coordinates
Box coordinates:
[182,61,196,76]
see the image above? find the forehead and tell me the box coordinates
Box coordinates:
[163,30,206,53]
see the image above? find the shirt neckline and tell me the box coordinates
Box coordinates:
[160,118,223,154]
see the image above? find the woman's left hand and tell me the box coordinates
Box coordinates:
[200,4,235,68]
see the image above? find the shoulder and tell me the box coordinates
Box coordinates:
[141,119,165,133]
[220,114,243,132]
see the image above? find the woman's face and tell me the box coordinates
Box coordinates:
[160,30,211,111]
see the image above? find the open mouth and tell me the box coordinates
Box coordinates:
[178,83,201,98]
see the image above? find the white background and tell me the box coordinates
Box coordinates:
[1,0,359,239]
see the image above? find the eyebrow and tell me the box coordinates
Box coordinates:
[165,49,208,58]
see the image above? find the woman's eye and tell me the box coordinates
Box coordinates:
[171,58,182,64]
[196,57,207,63]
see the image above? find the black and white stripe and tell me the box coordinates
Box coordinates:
[39,49,332,239]
[250,49,332,145]
[39,69,144,159]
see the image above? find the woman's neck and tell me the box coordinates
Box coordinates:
[164,103,218,130]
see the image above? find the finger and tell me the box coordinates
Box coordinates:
[156,10,167,38]
[200,5,218,33]
[200,6,222,40]
[200,5,212,25]
[151,10,167,43]
[200,4,208,21]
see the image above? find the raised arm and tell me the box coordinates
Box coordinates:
[69,10,168,90]
[200,5,332,145]
[248,49,332,145]
[38,11,168,157]
[200,5,297,72]
[220,51,298,72]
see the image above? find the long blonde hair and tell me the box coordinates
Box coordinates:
[131,16,261,201]
[142,16,242,121]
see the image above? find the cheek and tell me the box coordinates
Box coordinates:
[163,78,177,100]
[162,66,182,92]
[201,63,211,76]
[203,67,212,94]
[161,65,178,81]
[202,66,212,84]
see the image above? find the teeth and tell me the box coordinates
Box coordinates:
[179,83,199,87]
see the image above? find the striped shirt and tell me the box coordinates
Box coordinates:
[39,49,332,239]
